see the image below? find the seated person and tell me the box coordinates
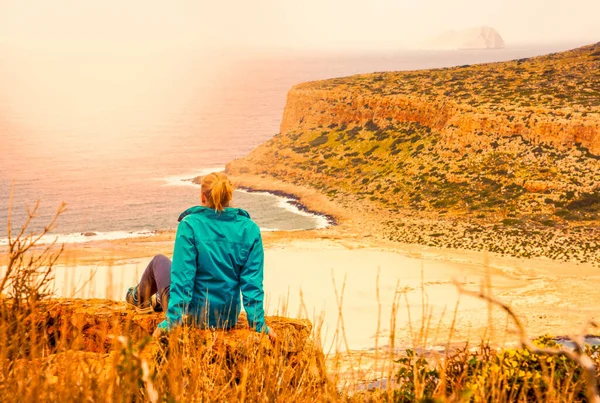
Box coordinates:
[126,172,275,340]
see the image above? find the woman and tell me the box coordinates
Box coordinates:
[126,172,274,340]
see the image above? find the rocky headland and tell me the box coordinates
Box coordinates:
[226,42,600,264]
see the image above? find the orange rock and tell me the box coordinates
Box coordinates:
[23,299,327,388]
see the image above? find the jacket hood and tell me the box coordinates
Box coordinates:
[178,206,251,222]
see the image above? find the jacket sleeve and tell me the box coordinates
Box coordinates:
[240,232,269,334]
[157,220,197,331]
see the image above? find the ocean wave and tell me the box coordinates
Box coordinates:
[275,198,331,229]
[237,189,332,230]
[0,172,331,246]
[160,171,331,230]
[277,197,330,229]
[0,229,156,247]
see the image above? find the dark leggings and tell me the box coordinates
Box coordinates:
[137,254,172,311]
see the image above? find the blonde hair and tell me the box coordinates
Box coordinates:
[201,172,233,212]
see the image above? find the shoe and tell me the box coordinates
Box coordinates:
[125,286,154,314]
[153,293,163,312]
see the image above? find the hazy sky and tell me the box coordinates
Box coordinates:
[1,0,599,52]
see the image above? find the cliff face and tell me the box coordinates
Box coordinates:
[227,43,600,262]
[279,42,600,153]
[280,90,600,153]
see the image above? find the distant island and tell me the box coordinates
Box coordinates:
[421,26,506,50]
[227,42,600,264]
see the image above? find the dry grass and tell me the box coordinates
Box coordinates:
[2,294,600,402]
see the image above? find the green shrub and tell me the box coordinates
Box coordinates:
[394,349,440,402]
[554,209,581,220]
[364,145,380,157]
[393,337,599,402]
[502,218,520,226]
[364,120,379,132]
[309,133,329,147]
[567,191,600,212]
[292,145,310,154]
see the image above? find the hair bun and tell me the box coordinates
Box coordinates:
[201,172,233,211]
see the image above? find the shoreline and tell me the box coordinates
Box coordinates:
[225,174,358,234]
[236,185,338,227]
[0,178,335,250]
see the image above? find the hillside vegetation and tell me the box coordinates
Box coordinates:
[228,43,600,263]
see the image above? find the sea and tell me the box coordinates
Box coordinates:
[0,43,583,245]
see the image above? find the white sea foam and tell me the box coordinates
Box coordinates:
[160,170,330,230]
[0,230,156,247]
[237,189,331,230]
[0,171,330,246]
[275,197,331,229]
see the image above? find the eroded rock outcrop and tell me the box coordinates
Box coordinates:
[278,42,600,153]
[21,299,326,387]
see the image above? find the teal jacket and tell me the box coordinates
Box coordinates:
[156,206,268,334]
